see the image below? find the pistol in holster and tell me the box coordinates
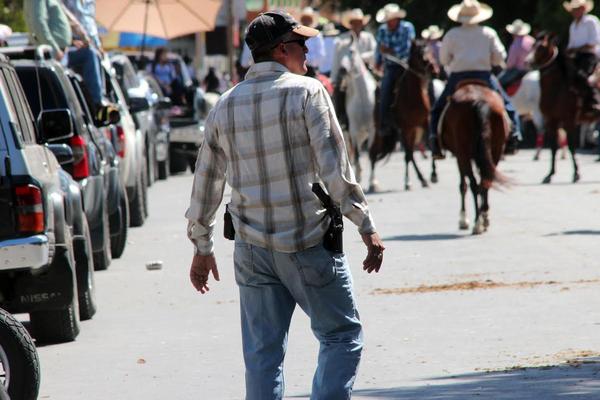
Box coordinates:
[312,183,344,253]
[224,204,235,240]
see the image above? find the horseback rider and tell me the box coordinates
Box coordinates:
[421,25,445,79]
[375,3,415,137]
[498,19,535,88]
[429,0,522,159]
[564,0,600,119]
[331,8,376,130]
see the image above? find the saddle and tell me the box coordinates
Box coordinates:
[455,79,489,90]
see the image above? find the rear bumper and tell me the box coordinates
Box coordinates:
[170,121,204,145]
[0,235,49,271]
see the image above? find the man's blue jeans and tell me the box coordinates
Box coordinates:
[379,63,404,135]
[68,47,103,106]
[234,239,363,400]
[429,70,521,141]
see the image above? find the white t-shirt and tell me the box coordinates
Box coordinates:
[440,25,506,73]
[567,14,600,55]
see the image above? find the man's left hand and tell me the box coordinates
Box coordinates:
[190,253,220,294]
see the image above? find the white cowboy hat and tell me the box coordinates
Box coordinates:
[421,25,445,40]
[563,0,594,12]
[0,24,12,41]
[506,19,531,36]
[341,8,371,30]
[300,7,319,28]
[376,4,407,24]
[322,22,340,37]
[447,0,493,25]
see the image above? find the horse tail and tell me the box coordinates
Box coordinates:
[471,100,508,189]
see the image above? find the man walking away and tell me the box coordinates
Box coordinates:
[186,10,384,400]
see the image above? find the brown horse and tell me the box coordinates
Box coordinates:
[368,39,438,192]
[442,83,509,234]
[531,33,597,183]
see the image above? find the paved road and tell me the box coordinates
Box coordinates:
[33,150,600,399]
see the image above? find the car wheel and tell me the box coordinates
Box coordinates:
[129,168,146,227]
[93,202,112,271]
[111,185,129,258]
[142,163,149,219]
[0,308,40,400]
[158,156,169,180]
[77,218,97,321]
[169,155,188,174]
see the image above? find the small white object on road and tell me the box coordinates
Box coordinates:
[145,261,163,271]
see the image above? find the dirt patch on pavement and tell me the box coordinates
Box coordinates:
[371,279,600,295]
[475,349,600,372]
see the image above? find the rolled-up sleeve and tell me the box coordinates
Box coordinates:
[304,86,376,234]
[185,109,227,255]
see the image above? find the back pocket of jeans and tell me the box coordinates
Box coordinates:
[294,245,337,288]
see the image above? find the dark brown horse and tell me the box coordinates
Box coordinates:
[442,83,509,234]
[531,33,598,183]
[368,39,438,192]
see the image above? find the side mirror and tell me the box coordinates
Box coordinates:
[47,143,74,165]
[128,96,150,113]
[157,97,172,110]
[95,104,121,127]
[38,109,74,143]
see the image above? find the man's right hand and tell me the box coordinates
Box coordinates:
[55,49,64,61]
[361,232,385,273]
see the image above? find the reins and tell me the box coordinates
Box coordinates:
[383,54,428,80]
[531,46,559,74]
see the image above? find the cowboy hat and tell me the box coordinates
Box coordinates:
[300,7,319,28]
[448,0,493,25]
[341,8,371,30]
[506,19,531,36]
[322,22,340,37]
[421,25,444,40]
[376,4,407,24]
[563,0,594,12]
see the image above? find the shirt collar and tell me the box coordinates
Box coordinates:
[245,62,289,80]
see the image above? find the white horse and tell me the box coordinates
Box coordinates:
[338,34,377,182]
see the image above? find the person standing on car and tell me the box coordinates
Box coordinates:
[186,10,384,400]
[24,0,104,109]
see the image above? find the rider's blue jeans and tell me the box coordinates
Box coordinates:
[429,70,521,141]
[234,239,363,400]
[379,63,404,135]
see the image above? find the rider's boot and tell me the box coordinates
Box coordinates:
[430,135,445,160]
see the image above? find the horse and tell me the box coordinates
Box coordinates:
[530,33,598,183]
[441,82,509,235]
[336,33,377,182]
[368,39,440,192]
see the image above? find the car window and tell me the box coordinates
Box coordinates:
[0,68,26,145]
[6,68,38,144]
[17,67,69,119]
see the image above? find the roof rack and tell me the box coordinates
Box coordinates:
[0,45,54,62]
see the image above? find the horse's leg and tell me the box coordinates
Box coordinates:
[458,175,469,230]
[542,121,559,184]
[368,137,380,193]
[354,142,362,184]
[410,127,429,188]
[480,186,490,231]
[566,124,580,182]
[430,158,438,183]
[404,148,412,191]
[469,173,484,235]
[411,158,429,188]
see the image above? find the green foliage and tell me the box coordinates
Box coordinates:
[334,0,595,46]
[0,0,25,32]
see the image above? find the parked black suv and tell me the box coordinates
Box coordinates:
[0,53,96,343]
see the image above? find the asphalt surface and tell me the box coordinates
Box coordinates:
[31,149,600,399]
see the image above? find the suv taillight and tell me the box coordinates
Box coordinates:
[70,135,90,179]
[15,184,44,234]
[116,125,126,158]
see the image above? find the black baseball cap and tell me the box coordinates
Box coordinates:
[245,10,319,52]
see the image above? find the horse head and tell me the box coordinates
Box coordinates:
[530,32,559,70]
[409,39,435,77]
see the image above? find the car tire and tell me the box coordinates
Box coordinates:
[111,186,129,258]
[169,155,188,174]
[158,157,169,180]
[129,168,146,227]
[142,163,149,219]
[77,218,97,321]
[93,203,112,271]
[0,308,40,400]
[188,157,196,173]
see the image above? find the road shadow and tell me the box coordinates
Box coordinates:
[383,233,465,242]
[544,230,600,237]
[288,359,600,399]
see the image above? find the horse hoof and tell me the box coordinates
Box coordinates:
[542,176,552,184]
[405,184,412,191]
[430,174,438,184]
[368,184,379,194]
[459,220,470,230]
[421,180,429,188]
[533,154,540,161]
[472,225,485,235]
[573,173,580,183]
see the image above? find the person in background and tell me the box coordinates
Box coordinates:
[24,0,104,108]
[375,3,415,137]
[62,0,102,51]
[148,47,176,95]
[429,0,521,159]
[203,67,221,94]
[0,24,12,47]
[300,7,325,75]
[564,0,600,118]
[187,10,384,399]
[320,22,340,77]
[498,19,534,87]
[421,25,445,78]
